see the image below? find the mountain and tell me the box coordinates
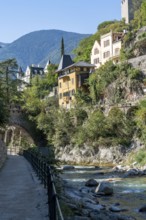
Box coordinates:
[0,42,9,48]
[0,30,90,71]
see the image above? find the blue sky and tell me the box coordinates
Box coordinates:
[0,0,121,43]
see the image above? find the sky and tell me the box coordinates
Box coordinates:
[0,0,121,43]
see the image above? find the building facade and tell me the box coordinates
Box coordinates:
[57,55,95,108]
[91,31,123,68]
[23,65,44,84]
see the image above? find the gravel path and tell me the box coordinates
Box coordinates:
[0,155,48,220]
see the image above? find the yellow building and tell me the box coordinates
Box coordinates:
[56,55,95,108]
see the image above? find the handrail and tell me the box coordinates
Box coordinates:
[23,150,64,220]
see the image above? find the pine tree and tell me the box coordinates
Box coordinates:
[61,37,64,57]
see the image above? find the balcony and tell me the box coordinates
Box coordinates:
[63,96,70,103]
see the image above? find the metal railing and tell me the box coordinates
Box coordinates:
[23,150,64,220]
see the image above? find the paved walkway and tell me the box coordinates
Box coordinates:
[0,155,48,220]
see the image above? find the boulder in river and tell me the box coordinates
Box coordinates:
[95,182,113,195]
[85,179,99,187]
[109,205,128,212]
[139,204,146,212]
[63,165,75,170]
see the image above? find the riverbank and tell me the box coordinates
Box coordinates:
[59,165,146,220]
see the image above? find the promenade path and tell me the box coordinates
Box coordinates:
[0,155,48,220]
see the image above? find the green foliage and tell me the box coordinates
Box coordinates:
[106,107,134,145]
[97,20,117,30]
[88,61,118,103]
[61,37,65,57]
[22,64,58,116]
[0,98,8,125]
[135,100,146,144]
[89,61,143,104]
[134,148,146,165]
[0,58,21,125]
[74,20,129,62]
[72,107,134,147]
[0,58,20,104]
[52,109,74,147]
[131,0,146,29]
[74,89,92,105]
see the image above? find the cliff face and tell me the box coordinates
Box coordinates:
[55,144,126,165]
[128,54,146,75]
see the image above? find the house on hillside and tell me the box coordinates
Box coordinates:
[44,60,52,73]
[91,31,123,68]
[23,65,44,84]
[57,55,95,109]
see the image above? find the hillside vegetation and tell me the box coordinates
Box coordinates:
[74,0,146,63]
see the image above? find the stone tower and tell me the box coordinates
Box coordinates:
[121,0,132,23]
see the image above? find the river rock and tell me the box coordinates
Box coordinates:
[141,169,146,175]
[63,165,75,170]
[109,205,128,212]
[85,179,99,187]
[123,168,139,177]
[95,182,113,195]
[83,202,105,211]
[139,204,146,212]
[79,187,90,194]
[65,216,90,220]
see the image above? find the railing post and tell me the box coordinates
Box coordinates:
[47,166,56,220]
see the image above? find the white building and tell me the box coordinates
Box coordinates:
[91,31,123,68]
[24,65,44,84]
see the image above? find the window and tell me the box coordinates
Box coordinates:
[59,82,62,88]
[94,58,99,64]
[72,89,75,95]
[103,51,110,58]
[104,40,110,47]
[94,48,99,55]
[59,93,62,99]
[115,48,120,55]
[71,78,74,85]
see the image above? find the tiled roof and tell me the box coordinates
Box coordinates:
[57,55,74,71]
[72,61,95,68]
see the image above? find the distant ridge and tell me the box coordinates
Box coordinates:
[0,30,90,70]
[0,42,9,48]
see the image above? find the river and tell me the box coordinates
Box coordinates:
[60,165,146,220]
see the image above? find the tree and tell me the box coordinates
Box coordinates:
[61,37,65,57]
[0,59,20,104]
[135,100,146,144]
[88,61,117,103]
[0,59,20,125]
[131,0,146,29]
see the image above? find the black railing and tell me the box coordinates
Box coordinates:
[23,150,64,220]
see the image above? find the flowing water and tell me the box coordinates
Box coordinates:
[60,165,146,220]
